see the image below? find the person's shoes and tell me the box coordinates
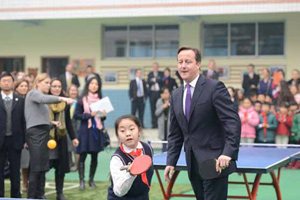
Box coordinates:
[56,193,67,200]
[36,195,47,199]
[88,180,97,188]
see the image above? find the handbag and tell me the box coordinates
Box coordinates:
[102,128,111,148]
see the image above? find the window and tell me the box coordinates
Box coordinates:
[203,24,228,56]
[259,22,284,55]
[203,22,284,57]
[155,25,179,57]
[0,57,24,74]
[103,25,179,58]
[104,26,127,58]
[231,23,255,56]
[129,26,153,58]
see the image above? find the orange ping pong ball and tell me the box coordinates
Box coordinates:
[47,139,57,149]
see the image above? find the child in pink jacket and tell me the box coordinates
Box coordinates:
[239,97,260,143]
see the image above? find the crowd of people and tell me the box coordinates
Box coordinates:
[0,59,300,199]
[0,64,107,199]
[232,66,300,169]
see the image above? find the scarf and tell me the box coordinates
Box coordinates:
[70,100,77,119]
[49,102,67,139]
[261,112,268,139]
[82,92,103,130]
[244,112,248,121]
[279,114,286,122]
[120,144,150,189]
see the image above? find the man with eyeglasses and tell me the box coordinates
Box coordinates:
[0,72,25,198]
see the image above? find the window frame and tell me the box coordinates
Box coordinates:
[102,24,179,60]
[0,56,25,73]
[202,21,286,58]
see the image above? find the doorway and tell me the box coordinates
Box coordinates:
[0,57,24,74]
[41,57,69,78]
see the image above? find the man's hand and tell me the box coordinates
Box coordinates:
[164,166,175,182]
[216,155,231,172]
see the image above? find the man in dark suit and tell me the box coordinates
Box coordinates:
[147,62,164,128]
[85,65,102,97]
[242,64,260,97]
[0,72,25,198]
[129,69,148,127]
[59,63,80,92]
[202,60,219,80]
[163,67,178,93]
[287,69,300,86]
[164,47,241,200]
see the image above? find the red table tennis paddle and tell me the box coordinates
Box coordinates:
[120,155,152,175]
[198,159,223,179]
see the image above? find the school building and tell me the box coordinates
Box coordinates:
[0,0,300,127]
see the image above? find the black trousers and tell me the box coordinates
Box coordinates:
[79,152,98,164]
[189,151,228,200]
[27,170,46,199]
[149,91,160,128]
[0,136,21,198]
[131,97,145,127]
[50,159,65,195]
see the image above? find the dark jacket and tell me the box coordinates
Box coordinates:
[167,75,241,178]
[202,70,219,80]
[59,72,80,92]
[287,78,300,86]
[50,104,76,173]
[74,99,106,153]
[163,77,178,93]
[0,93,25,150]
[129,79,148,101]
[147,71,164,93]
[242,73,260,97]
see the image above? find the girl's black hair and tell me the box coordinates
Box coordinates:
[114,115,142,136]
[81,77,102,98]
[160,86,170,94]
[49,78,65,97]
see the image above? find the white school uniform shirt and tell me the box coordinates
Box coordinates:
[110,142,144,197]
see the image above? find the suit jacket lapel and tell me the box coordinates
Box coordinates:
[188,75,206,121]
[12,93,18,111]
[0,94,5,113]
[178,85,188,127]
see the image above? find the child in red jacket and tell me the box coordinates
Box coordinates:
[275,102,293,148]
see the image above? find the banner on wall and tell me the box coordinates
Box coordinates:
[71,59,95,77]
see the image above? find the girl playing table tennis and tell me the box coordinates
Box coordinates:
[107,115,154,200]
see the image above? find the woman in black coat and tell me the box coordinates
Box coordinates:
[48,79,79,200]
[163,68,178,93]
[74,77,106,190]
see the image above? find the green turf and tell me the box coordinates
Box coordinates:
[3,148,300,199]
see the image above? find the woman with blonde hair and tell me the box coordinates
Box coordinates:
[25,73,75,199]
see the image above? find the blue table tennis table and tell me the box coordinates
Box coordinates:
[153,147,300,200]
